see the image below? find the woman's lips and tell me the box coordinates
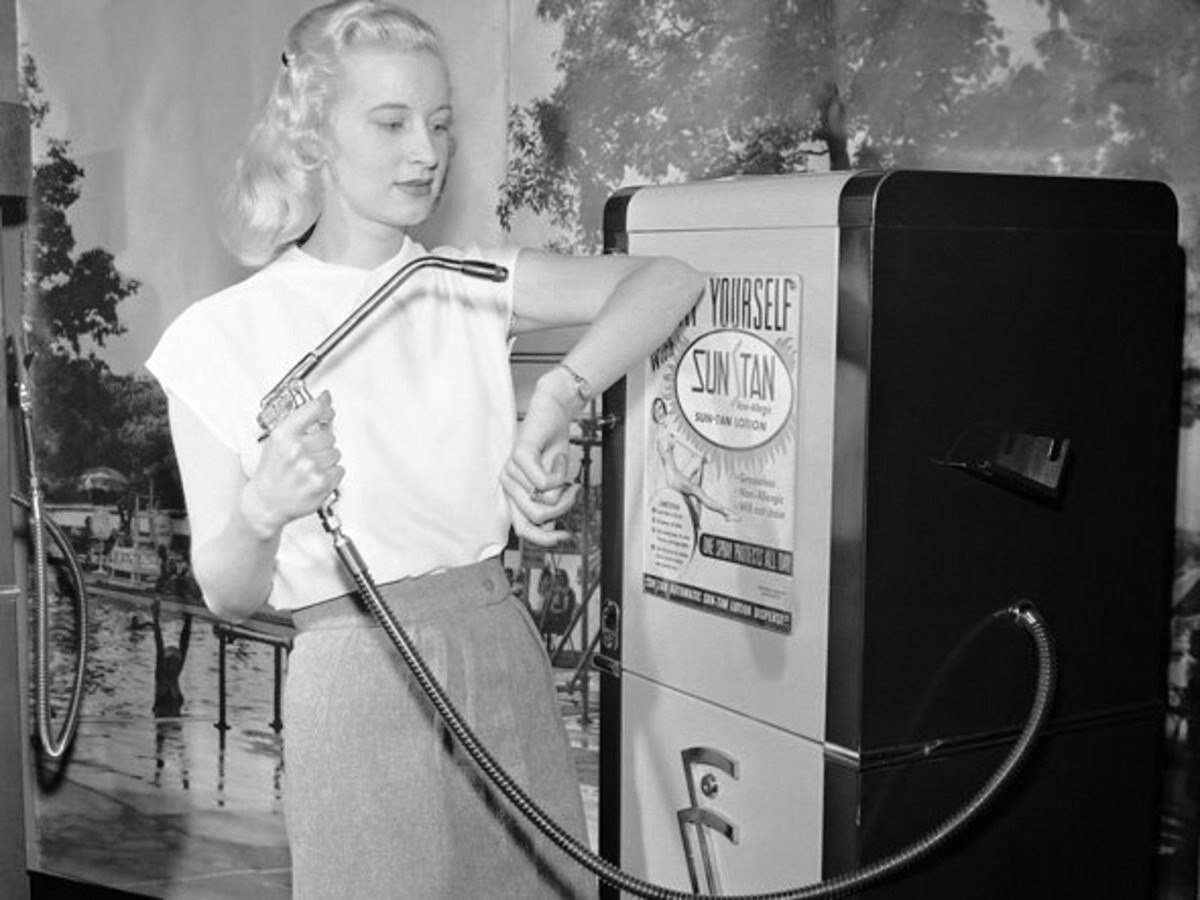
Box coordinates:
[396,179,433,196]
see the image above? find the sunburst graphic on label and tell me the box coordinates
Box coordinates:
[658,327,797,477]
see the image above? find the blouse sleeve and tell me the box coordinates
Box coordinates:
[145,302,242,454]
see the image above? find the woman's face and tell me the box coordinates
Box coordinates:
[320,46,452,237]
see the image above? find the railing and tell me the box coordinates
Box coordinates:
[212,622,293,735]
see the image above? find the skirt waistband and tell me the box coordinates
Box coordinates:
[291,557,511,632]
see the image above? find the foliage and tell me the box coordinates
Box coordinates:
[27,354,181,507]
[18,55,178,505]
[500,0,1009,250]
[501,0,1200,267]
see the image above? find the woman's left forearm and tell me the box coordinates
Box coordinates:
[505,254,704,543]
[561,256,704,394]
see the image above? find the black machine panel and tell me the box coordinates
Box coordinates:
[827,171,1182,756]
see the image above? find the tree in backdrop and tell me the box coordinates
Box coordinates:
[499,0,1008,250]
[500,0,1199,284]
[20,55,181,507]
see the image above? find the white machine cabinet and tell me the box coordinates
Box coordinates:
[597,170,1181,899]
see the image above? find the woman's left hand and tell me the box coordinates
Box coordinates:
[501,373,582,546]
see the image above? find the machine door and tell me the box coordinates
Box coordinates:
[619,671,825,894]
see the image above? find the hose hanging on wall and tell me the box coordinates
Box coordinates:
[10,490,88,761]
[261,257,1060,900]
[9,338,89,761]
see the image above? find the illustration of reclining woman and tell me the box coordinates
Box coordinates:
[651,396,739,527]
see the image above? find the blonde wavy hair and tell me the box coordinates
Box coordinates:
[222,0,442,267]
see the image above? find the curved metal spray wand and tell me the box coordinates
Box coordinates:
[261,256,1058,900]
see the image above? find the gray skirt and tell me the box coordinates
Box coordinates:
[284,557,594,899]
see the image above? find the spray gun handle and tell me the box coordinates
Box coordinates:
[256,377,340,514]
[257,378,313,436]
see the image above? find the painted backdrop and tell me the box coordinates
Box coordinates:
[15,1,1200,897]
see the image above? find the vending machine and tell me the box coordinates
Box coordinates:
[598,170,1182,897]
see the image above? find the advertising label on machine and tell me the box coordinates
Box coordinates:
[643,273,800,633]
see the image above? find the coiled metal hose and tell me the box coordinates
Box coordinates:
[324,505,1057,900]
[11,346,89,761]
[12,485,89,761]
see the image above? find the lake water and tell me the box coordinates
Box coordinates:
[33,589,294,896]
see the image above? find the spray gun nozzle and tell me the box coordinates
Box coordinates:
[458,260,509,282]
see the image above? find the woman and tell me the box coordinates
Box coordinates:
[146,2,703,897]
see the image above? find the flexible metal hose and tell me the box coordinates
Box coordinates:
[285,256,1058,896]
[325,506,1057,900]
[12,488,89,761]
[12,349,90,761]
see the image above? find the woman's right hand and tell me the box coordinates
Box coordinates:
[241,390,344,537]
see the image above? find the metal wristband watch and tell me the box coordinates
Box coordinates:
[558,362,594,407]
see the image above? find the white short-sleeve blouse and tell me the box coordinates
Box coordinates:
[146,237,520,612]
